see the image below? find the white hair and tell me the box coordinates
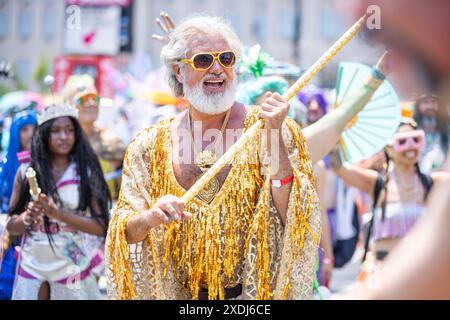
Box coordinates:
[160,14,243,98]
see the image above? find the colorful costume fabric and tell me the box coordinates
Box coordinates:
[0,111,37,213]
[106,108,321,300]
[12,162,103,300]
[0,111,37,300]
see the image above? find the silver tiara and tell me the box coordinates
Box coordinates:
[38,103,78,125]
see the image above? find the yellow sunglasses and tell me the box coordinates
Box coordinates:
[179,51,236,71]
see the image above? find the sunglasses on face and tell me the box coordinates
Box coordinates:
[179,51,236,71]
[76,93,100,107]
[390,130,425,153]
[398,137,421,145]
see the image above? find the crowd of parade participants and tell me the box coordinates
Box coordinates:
[1,5,449,300]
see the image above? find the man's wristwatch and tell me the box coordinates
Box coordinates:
[270,174,294,188]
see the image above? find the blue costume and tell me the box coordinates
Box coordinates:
[0,110,37,300]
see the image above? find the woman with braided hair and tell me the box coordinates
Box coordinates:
[329,119,449,274]
[6,104,111,299]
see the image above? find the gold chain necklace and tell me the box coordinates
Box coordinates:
[187,108,232,203]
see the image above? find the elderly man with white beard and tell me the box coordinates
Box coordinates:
[105,15,389,300]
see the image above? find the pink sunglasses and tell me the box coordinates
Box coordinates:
[389,129,425,153]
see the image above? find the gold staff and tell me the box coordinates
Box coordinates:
[181,15,367,203]
[26,167,41,201]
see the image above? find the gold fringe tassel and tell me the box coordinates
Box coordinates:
[109,112,319,300]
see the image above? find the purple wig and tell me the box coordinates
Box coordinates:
[298,88,328,114]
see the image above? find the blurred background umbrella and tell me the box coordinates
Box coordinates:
[334,62,402,165]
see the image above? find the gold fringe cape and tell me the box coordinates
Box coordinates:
[106,108,321,300]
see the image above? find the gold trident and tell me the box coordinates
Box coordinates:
[181,15,367,203]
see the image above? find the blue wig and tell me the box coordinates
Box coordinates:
[236,76,289,106]
[0,110,37,212]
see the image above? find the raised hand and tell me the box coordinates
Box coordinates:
[258,91,290,131]
[151,11,176,43]
[374,50,394,77]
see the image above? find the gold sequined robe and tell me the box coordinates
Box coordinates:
[106,109,321,300]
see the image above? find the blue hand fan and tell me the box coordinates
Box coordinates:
[334,62,401,165]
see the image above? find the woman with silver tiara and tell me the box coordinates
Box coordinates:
[5,104,111,299]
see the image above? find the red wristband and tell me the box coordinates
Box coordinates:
[270,174,294,188]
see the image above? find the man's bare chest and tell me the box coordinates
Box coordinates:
[171,153,231,191]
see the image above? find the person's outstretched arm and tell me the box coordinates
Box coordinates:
[328,147,378,197]
[304,51,391,165]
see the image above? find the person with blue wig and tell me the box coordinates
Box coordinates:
[237,76,288,106]
[236,76,303,121]
[0,110,37,300]
[0,111,37,212]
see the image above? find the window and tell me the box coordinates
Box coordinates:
[72,64,98,82]
[0,11,8,39]
[278,9,295,40]
[43,0,55,6]
[256,0,268,6]
[252,12,267,42]
[17,9,33,40]
[0,0,8,39]
[320,8,345,40]
[19,0,31,6]
[225,13,241,35]
[15,59,31,82]
[42,11,56,40]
